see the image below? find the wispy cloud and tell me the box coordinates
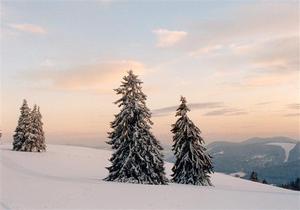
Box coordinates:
[244,36,299,74]
[184,2,299,87]
[189,44,224,57]
[152,102,248,117]
[152,102,224,117]
[256,101,273,106]
[204,108,247,116]
[284,113,300,117]
[153,29,187,48]
[287,103,300,110]
[194,36,299,88]
[8,23,47,34]
[244,73,297,87]
[284,103,300,117]
[187,2,298,51]
[22,59,145,92]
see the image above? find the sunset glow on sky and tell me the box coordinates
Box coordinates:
[1,1,299,145]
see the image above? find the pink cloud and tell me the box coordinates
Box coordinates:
[153,29,187,48]
[23,60,145,92]
[8,23,47,34]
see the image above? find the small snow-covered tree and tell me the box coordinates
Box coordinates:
[249,171,258,182]
[36,107,46,151]
[105,70,167,185]
[171,96,213,186]
[13,101,46,152]
[25,105,46,152]
[13,99,32,151]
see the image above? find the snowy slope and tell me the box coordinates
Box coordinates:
[0,144,299,210]
[267,142,296,162]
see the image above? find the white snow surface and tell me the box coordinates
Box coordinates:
[267,142,296,162]
[1,144,299,210]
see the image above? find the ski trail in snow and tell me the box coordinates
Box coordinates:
[266,143,295,162]
[1,154,100,184]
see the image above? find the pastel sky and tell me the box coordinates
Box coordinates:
[1,0,299,146]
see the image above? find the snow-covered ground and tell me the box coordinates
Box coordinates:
[0,144,299,210]
[267,142,296,162]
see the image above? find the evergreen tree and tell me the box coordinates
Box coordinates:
[13,99,33,151]
[171,96,213,186]
[281,178,300,191]
[105,70,167,185]
[36,107,46,151]
[249,171,258,182]
[22,105,37,152]
[25,105,46,152]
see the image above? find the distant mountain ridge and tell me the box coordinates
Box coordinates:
[241,136,297,144]
[206,136,300,185]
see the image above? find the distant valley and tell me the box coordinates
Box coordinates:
[165,136,300,185]
[205,137,300,185]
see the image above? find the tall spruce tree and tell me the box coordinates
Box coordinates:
[105,70,167,185]
[13,99,33,151]
[171,96,213,186]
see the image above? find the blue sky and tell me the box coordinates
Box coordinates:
[1,0,299,145]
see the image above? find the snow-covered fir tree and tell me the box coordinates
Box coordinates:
[36,106,46,151]
[250,171,258,182]
[171,96,213,186]
[13,99,33,151]
[24,105,46,152]
[105,70,167,185]
[13,100,46,152]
